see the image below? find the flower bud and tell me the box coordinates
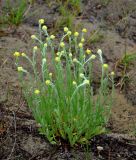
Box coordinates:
[111,71,115,76]
[103,64,108,69]
[14,52,20,57]
[17,66,23,72]
[34,89,40,95]
[84,79,90,85]
[21,53,26,57]
[69,53,72,57]
[31,35,37,40]
[86,49,91,54]
[79,73,84,78]
[33,46,38,51]
[72,81,77,86]
[44,43,47,47]
[78,43,83,48]
[64,27,69,32]
[42,58,46,63]
[67,31,72,35]
[73,58,78,62]
[49,73,52,77]
[45,80,51,85]
[60,42,65,48]
[39,19,44,24]
[97,49,102,55]
[42,25,47,30]
[55,57,60,62]
[81,38,85,43]
[82,28,87,33]
[50,35,55,40]
[74,32,79,37]
[90,54,96,59]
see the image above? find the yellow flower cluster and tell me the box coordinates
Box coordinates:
[73,58,78,63]
[39,19,44,24]
[79,73,84,78]
[17,66,23,72]
[44,43,47,47]
[69,53,72,58]
[74,32,79,37]
[34,89,40,95]
[67,31,72,35]
[14,52,20,57]
[50,35,55,40]
[86,49,91,54]
[84,79,90,85]
[111,72,115,76]
[45,80,51,85]
[31,35,37,40]
[33,46,38,51]
[60,42,65,48]
[63,27,72,35]
[103,64,108,69]
[64,27,69,32]
[82,28,87,33]
[55,57,60,62]
[21,53,26,57]
[42,25,47,30]
[49,73,52,77]
[78,43,83,48]
[81,38,85,43]
[14,52,26,57]
[72,81,77,86]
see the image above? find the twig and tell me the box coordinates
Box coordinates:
[23,3,32,18]
[6,111,17,160]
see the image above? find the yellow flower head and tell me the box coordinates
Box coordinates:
[44,43,47,47]
[72,81,77,86]
[81,38,85,43]
[39,19,44,24]
[31,35,37,40]
[46,37,50,41]
[60,42,65,48]
[90,54,96,59]
[42,25,47,30]
[17,66,23,72]
[34,89,40,95]
[69,53,72,57]
[79,73,84,78]
[64,27,69,32]
[83,55,86,58]
[21,52,26,57]
[56,52,60,56]
[45,80,51,85]
[78,43,83,48]
[42,58,46,63]
[74,32,79,37]
[67,31,72,35]
[55,57,60,62]
[111,71,115,76]
[103,64,108,69]
[50,35,55,40]
[86,49,91,54]
[84,79,90,85]
[49,73,52,77]
[97,49,102,55]
[82,28,87,33]
[33,46,38,51]
[14,52,20,57]
[73,58,78,63]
